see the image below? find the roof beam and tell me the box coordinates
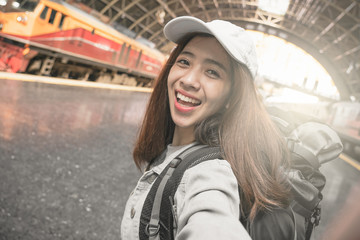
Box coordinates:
[299,0,331,36]
[107,0,141,24]
[198,0,210,21]
[100,0,119,14]
[156,0,177,18]
[142,21,159,40]
[321,24,360,53]
[130,0,194,39]
[320,0,360,23]
[135,2,148,13]
[288,0,301,15]
[334,45,360,61]
[314,1,357,42]
[179,0,192,15]
[301,0,321,24]
[96,0,154,35]
[213,0,222,17]
[129,7,161,30]
[293,0,312,21]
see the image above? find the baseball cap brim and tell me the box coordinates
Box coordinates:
[164,17,212,44]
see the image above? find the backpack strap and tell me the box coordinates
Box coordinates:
[139,145,222,240]
[290,208,297,240]
[305,205,321,240]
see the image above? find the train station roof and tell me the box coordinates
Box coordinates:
[74,0,359,100]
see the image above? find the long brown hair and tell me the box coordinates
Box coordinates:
[133,34,290,220]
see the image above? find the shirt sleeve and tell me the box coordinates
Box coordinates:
[174,159,252,240]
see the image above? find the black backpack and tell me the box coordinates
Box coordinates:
[139,107,343,240]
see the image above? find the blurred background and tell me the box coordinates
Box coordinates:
[0,0,359,239]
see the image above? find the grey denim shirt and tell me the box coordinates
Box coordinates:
[121,143,251,240]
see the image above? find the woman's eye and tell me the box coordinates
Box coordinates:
[206,69,220,78]
[176,59,189,66]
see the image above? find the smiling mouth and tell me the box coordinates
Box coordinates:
[176,91,201,107]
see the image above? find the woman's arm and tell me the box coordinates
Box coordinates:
[174,159,251,240]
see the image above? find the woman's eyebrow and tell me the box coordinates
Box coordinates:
[179,51,194,57]
[204,59,228,72]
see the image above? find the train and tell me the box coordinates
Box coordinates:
[0,0,166,86]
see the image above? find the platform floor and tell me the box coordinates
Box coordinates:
[0,76,359,239]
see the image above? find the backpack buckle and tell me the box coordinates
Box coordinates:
[314,207,321,226]
[310,207,321,227]
[169,158,182,168]
[145,223,160,237]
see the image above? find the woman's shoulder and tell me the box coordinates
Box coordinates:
[189,158,233,172]
[181,158,238,192]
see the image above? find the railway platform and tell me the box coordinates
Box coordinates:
[0,74,359,239]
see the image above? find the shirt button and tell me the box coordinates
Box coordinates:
[130,207,136,219]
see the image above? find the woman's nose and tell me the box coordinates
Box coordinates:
[180,69,201,90]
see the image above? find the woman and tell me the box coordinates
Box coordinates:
[121,16,291,240]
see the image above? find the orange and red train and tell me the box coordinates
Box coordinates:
[0,0,165,86]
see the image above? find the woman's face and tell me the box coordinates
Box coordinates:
[167,36,232,135]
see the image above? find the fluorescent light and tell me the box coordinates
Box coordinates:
[258,0,290,16]
[12,1,20,8]
[0,0,7,7]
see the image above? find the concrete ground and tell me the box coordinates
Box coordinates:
[0,78,146,239]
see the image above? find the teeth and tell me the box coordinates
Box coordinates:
[176,92,200,105]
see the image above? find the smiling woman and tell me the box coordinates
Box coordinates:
[121,16,292,240]
[167,36,231,145]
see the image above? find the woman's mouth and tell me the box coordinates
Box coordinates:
[176,91,201,107]
[174,91,201,113]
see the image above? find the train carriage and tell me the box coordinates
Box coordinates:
[0,0,165,86]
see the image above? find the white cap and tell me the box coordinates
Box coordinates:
[164,16,258,78]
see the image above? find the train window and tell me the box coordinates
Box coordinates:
[112,51,116,63]
[40,6,48,20]
[124,45,131,63]
[136,50,143,68]
[48,9,57,24]
[118,43,126,63]
[58,14,66,29]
